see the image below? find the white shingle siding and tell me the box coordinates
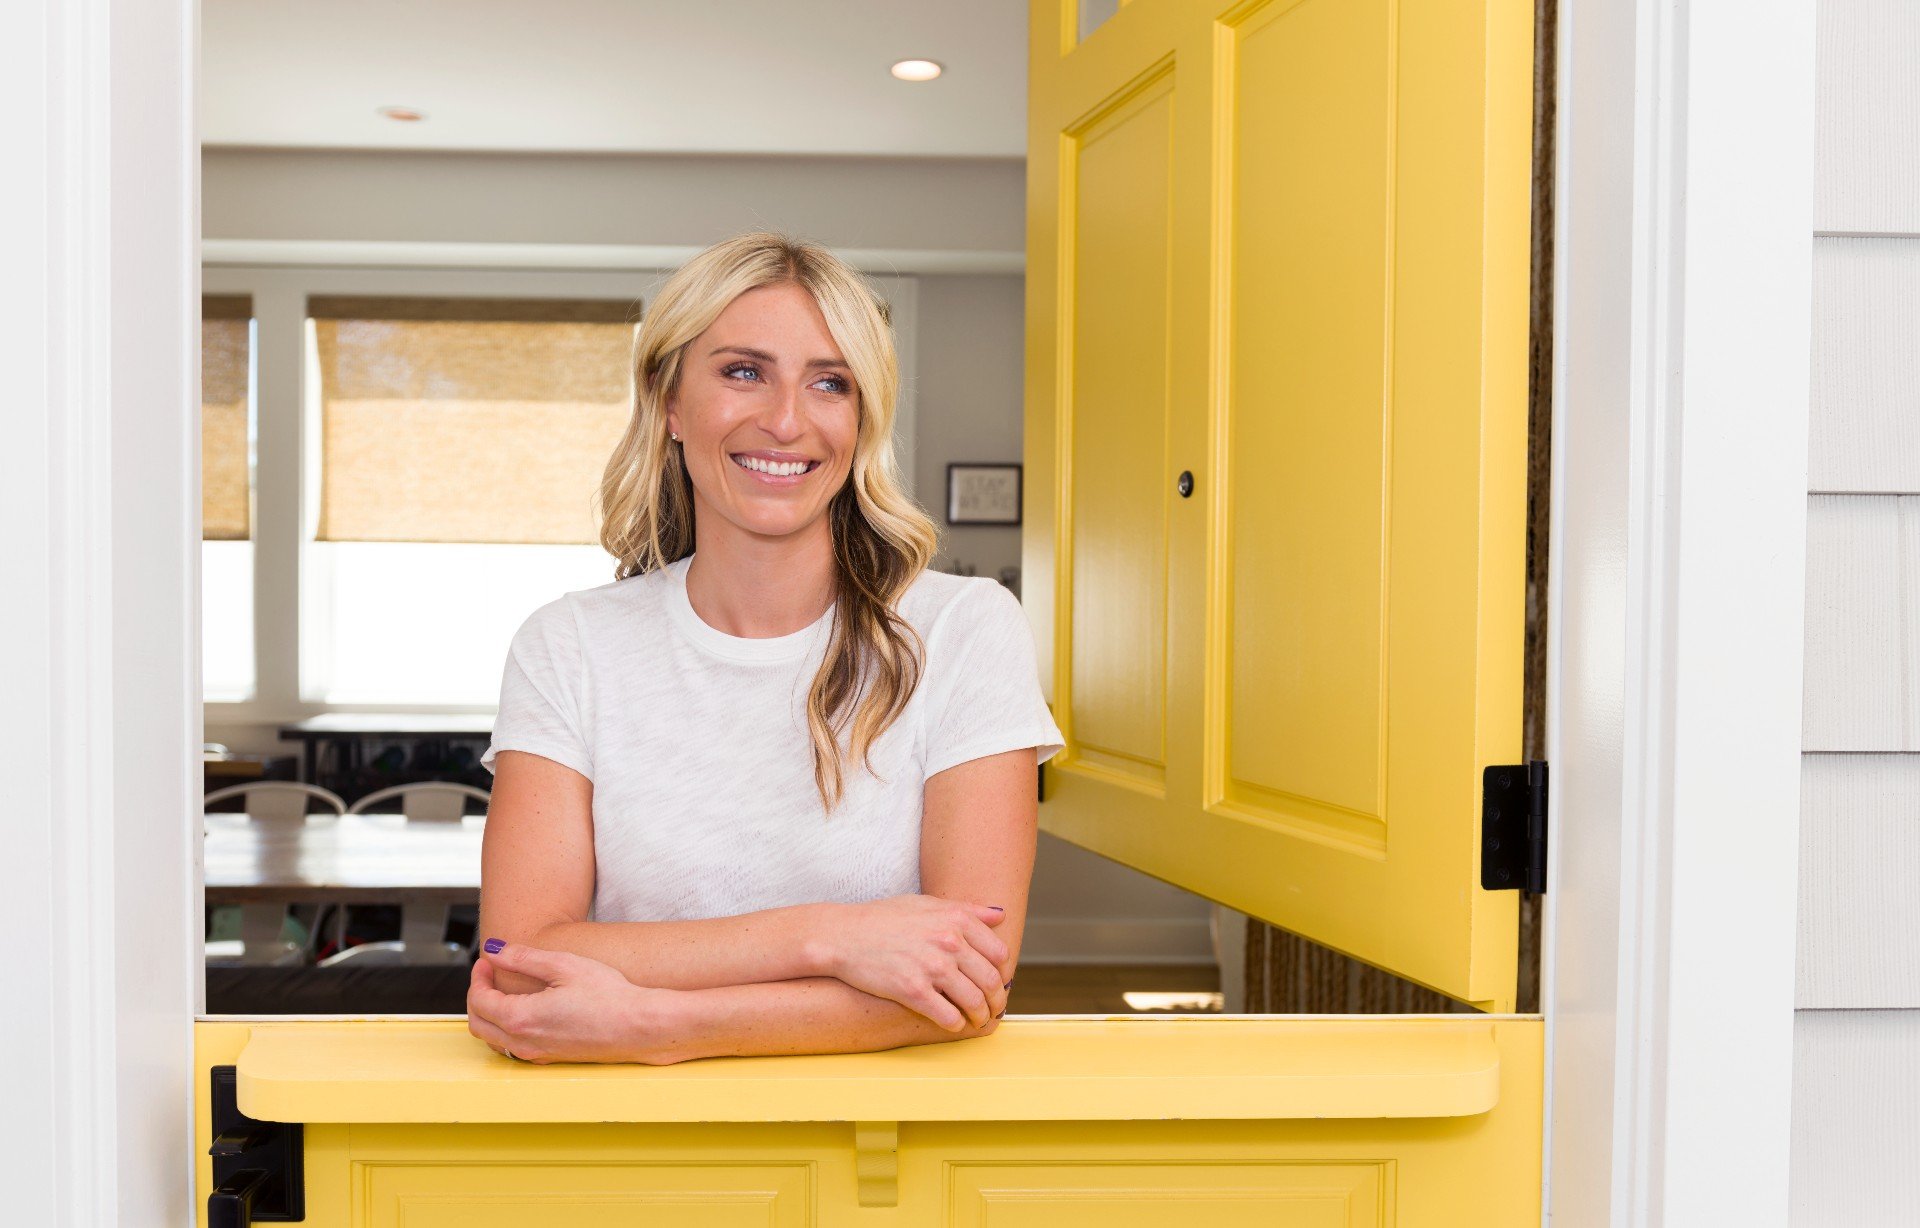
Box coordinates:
[1815,0,1920,235]
[1810,241,1920,493]
[1795,754,1920,1008]
[1792,2,1920,1219]
[1791,1011,1920,1224]
[1801,496,1919,750]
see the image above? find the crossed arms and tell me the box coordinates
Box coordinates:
[468,745,1039,1064]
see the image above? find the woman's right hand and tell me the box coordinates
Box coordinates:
[807,895,1011,1031]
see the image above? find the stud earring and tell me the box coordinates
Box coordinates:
[669,432,680,442]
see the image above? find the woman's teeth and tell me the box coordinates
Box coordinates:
[732,454,815,477]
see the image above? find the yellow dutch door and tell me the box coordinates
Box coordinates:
[1025,0,1533,1013]
[195,1,1541,1223]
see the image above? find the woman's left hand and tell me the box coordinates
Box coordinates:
[466,940,690,1065]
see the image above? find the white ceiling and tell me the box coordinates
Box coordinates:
[203,0,1029,157]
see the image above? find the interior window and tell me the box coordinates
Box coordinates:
[202,294,256,702]
[305,296,635,705]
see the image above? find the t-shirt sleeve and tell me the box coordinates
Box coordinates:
[480,598,594,781]
[920,580,1066,781]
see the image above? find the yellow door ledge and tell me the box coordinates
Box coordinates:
[233,1016,1506,1124]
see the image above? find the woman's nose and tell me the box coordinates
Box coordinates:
[758,381,805,441]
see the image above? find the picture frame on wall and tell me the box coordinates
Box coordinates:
[945,463,1022,526]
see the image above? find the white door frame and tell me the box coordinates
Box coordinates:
[2,0,202,1223]
[1541,0,1813,1223]
[2,0,1812,1223]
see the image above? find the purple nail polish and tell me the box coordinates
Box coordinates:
[1004,980,1013,989]
[989,906,1004,911]
[483,937,505,954]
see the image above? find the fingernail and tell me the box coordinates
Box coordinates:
[995,1009,1005,1018]
[483,937,505,954]
[989,905,1004,911]
[1003,980,1013,989]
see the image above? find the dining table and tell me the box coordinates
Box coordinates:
[204,811,483,961]
[204,810,484,903]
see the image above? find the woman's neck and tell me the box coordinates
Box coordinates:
[683,512,838,638]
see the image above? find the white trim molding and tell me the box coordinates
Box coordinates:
[1,0,200,1221]
[1544,0,1815,1223]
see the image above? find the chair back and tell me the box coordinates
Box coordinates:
[203,780,347,822]
[347,781,492,823]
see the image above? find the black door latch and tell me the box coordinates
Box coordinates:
[207,1065,304,1225]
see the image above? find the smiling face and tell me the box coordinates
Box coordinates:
[664,281,862,549]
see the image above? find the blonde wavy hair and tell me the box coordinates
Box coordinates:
[597,231,938,811]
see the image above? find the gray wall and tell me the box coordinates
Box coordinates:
[912,274,1027,583]
[1791,1,1920,1219]
[204,148,1027,252]
[202,147,1216,967]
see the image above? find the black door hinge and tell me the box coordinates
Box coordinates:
[207,1064,304,1225]
[1481,760,1547,894]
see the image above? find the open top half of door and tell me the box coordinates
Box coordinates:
[1022,0,1535,1009]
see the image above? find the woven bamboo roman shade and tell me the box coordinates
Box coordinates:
[202,295,253,541]
[309,296,639,545]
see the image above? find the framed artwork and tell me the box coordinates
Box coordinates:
[945,463,1023,525]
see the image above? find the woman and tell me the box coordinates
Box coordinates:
[465,230,1064,1066]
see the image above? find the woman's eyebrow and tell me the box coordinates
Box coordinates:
[708,344,848,370]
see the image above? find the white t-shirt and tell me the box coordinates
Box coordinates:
[480,555,1065,923]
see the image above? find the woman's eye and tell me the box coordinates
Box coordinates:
[722,363,850,395]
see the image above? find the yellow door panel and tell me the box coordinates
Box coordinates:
[950,1162,1380,1227]
[359,1162,811,1228]
[1221,0,1393,840]
[1061,65,1176,793]
[1026,0,1534,1008]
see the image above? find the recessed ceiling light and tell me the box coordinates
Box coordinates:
[890,59,943,82]
[377,106,426,122]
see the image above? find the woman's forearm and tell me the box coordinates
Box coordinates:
[657,975,1001,1062]
[499,905,836,994]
